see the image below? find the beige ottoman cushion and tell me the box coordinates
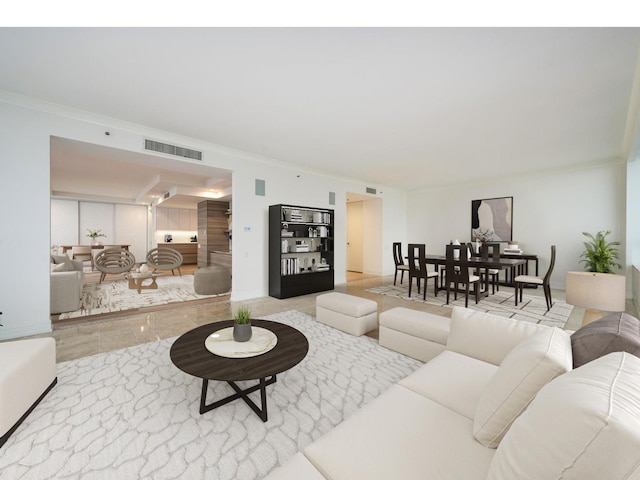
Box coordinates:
[316,292,378,336]
[194,265,231,295]
[0,337,57,445]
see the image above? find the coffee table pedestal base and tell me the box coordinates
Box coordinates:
[200,375,277,422]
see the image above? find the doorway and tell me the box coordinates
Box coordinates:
[347,201,364,272]
[346,192,384,277]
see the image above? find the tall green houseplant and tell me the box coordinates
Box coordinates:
[579,230,621,273]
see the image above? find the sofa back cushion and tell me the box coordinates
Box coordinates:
[51,254,75,272]
[473,327,572,448]
[487,352,640,479]
[447,307,548,366]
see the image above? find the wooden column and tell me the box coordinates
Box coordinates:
[197,200,230,267]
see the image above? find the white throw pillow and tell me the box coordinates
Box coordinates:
[473,327,572,448]
[487,352,640,479]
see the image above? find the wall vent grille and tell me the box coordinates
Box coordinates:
[366,187,377,194]
[145,139,202,161]
[163,191,171,199]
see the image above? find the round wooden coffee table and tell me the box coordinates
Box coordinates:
[170,319,308,422]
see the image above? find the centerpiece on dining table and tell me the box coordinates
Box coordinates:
[86,228,107,245]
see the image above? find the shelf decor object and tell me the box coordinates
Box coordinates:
[269,204,334,299]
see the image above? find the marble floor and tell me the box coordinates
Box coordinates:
[33,271,637,363]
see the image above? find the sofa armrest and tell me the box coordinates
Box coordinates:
[50,272,82,314]
[447,307,549,366]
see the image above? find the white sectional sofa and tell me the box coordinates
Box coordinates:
[265,306,640,479]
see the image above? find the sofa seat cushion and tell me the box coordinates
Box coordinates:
[473,327,573,448]
[304,384,495,480]
[399,351,498,419]
[571,312,640,368]
[263,452,325,480]
[487,352,640,480]
[447,307,548,366]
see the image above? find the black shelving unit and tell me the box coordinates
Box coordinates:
[269,204,335,299]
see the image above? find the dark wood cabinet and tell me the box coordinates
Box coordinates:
[159,243,197,264]
[269,204,334,299]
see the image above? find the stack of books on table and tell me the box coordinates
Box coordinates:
[504,243,523,254]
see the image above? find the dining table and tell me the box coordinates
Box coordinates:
[423,254,528,298]
[60,244,131,254]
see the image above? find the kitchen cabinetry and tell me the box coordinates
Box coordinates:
[269,204,334,299]
[159,242,197,264]
[156,207,197,231]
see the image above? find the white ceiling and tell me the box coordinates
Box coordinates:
[50,137,232,209]
[2,27,640,201]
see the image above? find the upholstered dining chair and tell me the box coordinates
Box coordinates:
[94,248,136,283]
[407,243,439,299]
[71,245,93,271]
[514,245,556,311]
[445,243,480,308]
[146,247,183,276]
[393,242,410,285]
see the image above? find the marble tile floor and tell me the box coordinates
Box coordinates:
[29,272,638,363]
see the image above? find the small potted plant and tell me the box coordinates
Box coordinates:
[86,228,107,245]
[233,305,252,342]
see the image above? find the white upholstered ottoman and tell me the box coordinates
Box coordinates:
[0,337,57,448]
[379,307,450,362]
[316,292,378,336]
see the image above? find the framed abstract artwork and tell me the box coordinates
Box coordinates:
[471,196,513,242]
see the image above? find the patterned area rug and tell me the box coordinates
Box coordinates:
[367,284,572,328]
[58,274,227,319]
[0,310,422,479]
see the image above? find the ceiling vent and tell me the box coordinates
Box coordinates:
[145,139,202,161]
[163,191,171,200]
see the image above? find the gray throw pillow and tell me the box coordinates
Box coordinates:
[570,312,640,368]
[51,254,75,272]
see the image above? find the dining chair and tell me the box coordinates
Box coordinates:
[445,243,480,308]
[514,245,556,311]
[94,248,136,283]
[407,243,438,299]
[393,242,410,286]
[71,245,94,271]
[479,242,500,294]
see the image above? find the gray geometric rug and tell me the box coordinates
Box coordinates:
[367,284,572,329]
[58,274,228,319]
[0,310,422,479]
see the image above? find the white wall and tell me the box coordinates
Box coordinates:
[407,162,627,291]
[0,95,405,339]
[51,199,78,250]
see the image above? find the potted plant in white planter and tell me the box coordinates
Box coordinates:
[233,305,252,342]
[566,230,625,326]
